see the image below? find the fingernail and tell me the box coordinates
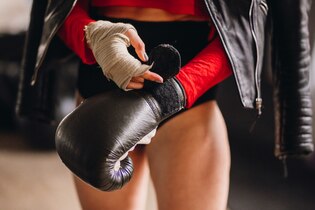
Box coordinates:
[155,78,163,83]
[144,53,149,61]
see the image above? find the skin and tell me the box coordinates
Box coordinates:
[74,101,230,210]
[124,28,163,89]
[120,7,210,89]
[74,7,231,210]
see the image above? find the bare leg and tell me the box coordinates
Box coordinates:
[147,101,230,210]
[73,93,150,210]
[74,146,150,210]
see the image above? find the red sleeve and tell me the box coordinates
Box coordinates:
[58,0,97,64]
[176,26,233,108]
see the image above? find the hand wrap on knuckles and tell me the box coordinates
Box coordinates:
[55,44,185,191]
[85,20,152,90]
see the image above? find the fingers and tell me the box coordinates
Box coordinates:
[126,77,144,89]
[131,76,145,83]
[126,71,163,90]
[142,71,164,83]
[126,81,144,89]
[125,29,148,62]
[123,28,164,88]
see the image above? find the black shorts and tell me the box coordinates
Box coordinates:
[78,17,217,107]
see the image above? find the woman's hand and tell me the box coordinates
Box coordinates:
[85,21,163,90]
[124,29,163,89]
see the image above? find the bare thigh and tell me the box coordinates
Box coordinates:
[73,93,150,210]
[147,101,231,210]
[73,95,230,210]
[74,146,150,210]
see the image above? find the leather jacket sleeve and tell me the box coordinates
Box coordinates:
[15,0,54,122]
[15,0,76,123]
[270,0,314,158]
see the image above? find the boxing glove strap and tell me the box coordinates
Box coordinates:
[140,78,186,121]
[173,77,187,108]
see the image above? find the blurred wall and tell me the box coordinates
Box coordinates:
[0,0,31,34]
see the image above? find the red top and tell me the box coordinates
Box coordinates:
[58,0,210,64]
[58,0,232,107]
[92,0,210,18]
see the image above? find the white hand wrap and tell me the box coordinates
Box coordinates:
[84,20,152,90]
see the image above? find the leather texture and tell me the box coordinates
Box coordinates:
[270,0,314,158]
[16,0,314,158]
[55,45,185,191]
[204,0,268,108]
[15,0,76,123]
[55,78,185,191]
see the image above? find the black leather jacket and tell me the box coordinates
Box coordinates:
[16,0,314,158]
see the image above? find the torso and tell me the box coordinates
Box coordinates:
[96,6,210,22]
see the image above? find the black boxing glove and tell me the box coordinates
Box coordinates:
[55,44,186,191]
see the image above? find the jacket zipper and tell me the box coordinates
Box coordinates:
[249,0,263,116]
[31,0,78,85]
[204,0,262,114]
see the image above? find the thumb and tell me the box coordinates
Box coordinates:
[125,29,148,62]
